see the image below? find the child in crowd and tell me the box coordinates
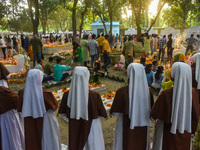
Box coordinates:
[152,60,158,72]
[151,66,165,93]
[145,64,154,86]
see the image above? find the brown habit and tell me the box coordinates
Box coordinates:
[18,89,58,150]
[151,88,200,150]
[110,85,154,150]
[0,86,20,150]
[58,90,107,150]
[0,62,10,80]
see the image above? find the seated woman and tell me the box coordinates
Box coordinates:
[151,66,165,93]
[53,57,71,81]
[35,59,53,82]
[145,64,154,87]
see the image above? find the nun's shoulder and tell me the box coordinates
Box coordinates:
[89,90,100,97]
[116,85,128,93]
[159,87,173,96]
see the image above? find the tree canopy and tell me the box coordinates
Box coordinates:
[0,0,199,36]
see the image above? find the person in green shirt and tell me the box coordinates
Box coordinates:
[44,57,54,75]
[80,35,89,66]
[53,57,71,81]
[72,41,83,66]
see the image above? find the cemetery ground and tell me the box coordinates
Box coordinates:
[8,53,156,150]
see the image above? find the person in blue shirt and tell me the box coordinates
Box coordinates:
[145,64,154,86]
[53,57,71,81]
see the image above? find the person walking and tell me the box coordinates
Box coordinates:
[102,35,111,73]
[167,34,173,62]
[30,34,43,67]
[88,34,99,68]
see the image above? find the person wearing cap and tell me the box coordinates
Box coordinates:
[151,62,199,150]
[18,69,61,150]
[110,63,154,150]
[58,67,107,150]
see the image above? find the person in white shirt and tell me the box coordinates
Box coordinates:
[0,36,7,58]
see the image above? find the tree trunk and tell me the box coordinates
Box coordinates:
[72,0,78,41]
[136,23,141,37]
[110,10,113,35]
[99,15,107,35]
[27,0,39,35]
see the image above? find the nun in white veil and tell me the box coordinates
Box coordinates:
[151,62,199,150]
[21,69,61,150]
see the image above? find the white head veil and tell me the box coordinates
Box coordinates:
[67,67,90,120]
[192,53,200,89]
[170,62,192,134]
[127,63,152,129]
[22,69,46,118]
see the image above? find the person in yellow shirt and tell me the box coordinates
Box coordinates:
[102,35,111,73]
[96,35,101,46]
[99,34,105,53]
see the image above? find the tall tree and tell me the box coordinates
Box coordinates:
[162,0,194,34]
[128,0,152,36]
[72,0,78,41]
[79,0,91,39]
[105,0,123,35]
[27,0,40,35]
[92,0,109,34]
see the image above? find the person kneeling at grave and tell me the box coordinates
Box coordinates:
[53,57,71,82]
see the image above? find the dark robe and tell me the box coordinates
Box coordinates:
[58,90,107,150]
[0,62,10,80]
[151,87,200,150]
[18,89,58,150]
[0,86,20,150]
[110,85,154,150]
[191,63,197,89]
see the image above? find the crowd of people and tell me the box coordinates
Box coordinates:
[1,31,200,150]
[1,48,200,149]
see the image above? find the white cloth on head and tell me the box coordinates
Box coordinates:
[67,67,90,120]
[127,63,152,129]
[0,109,25,150]
[42,110,61,150]
[192,53,200,89]
[170,62,192,134]
[22,69,46,118]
